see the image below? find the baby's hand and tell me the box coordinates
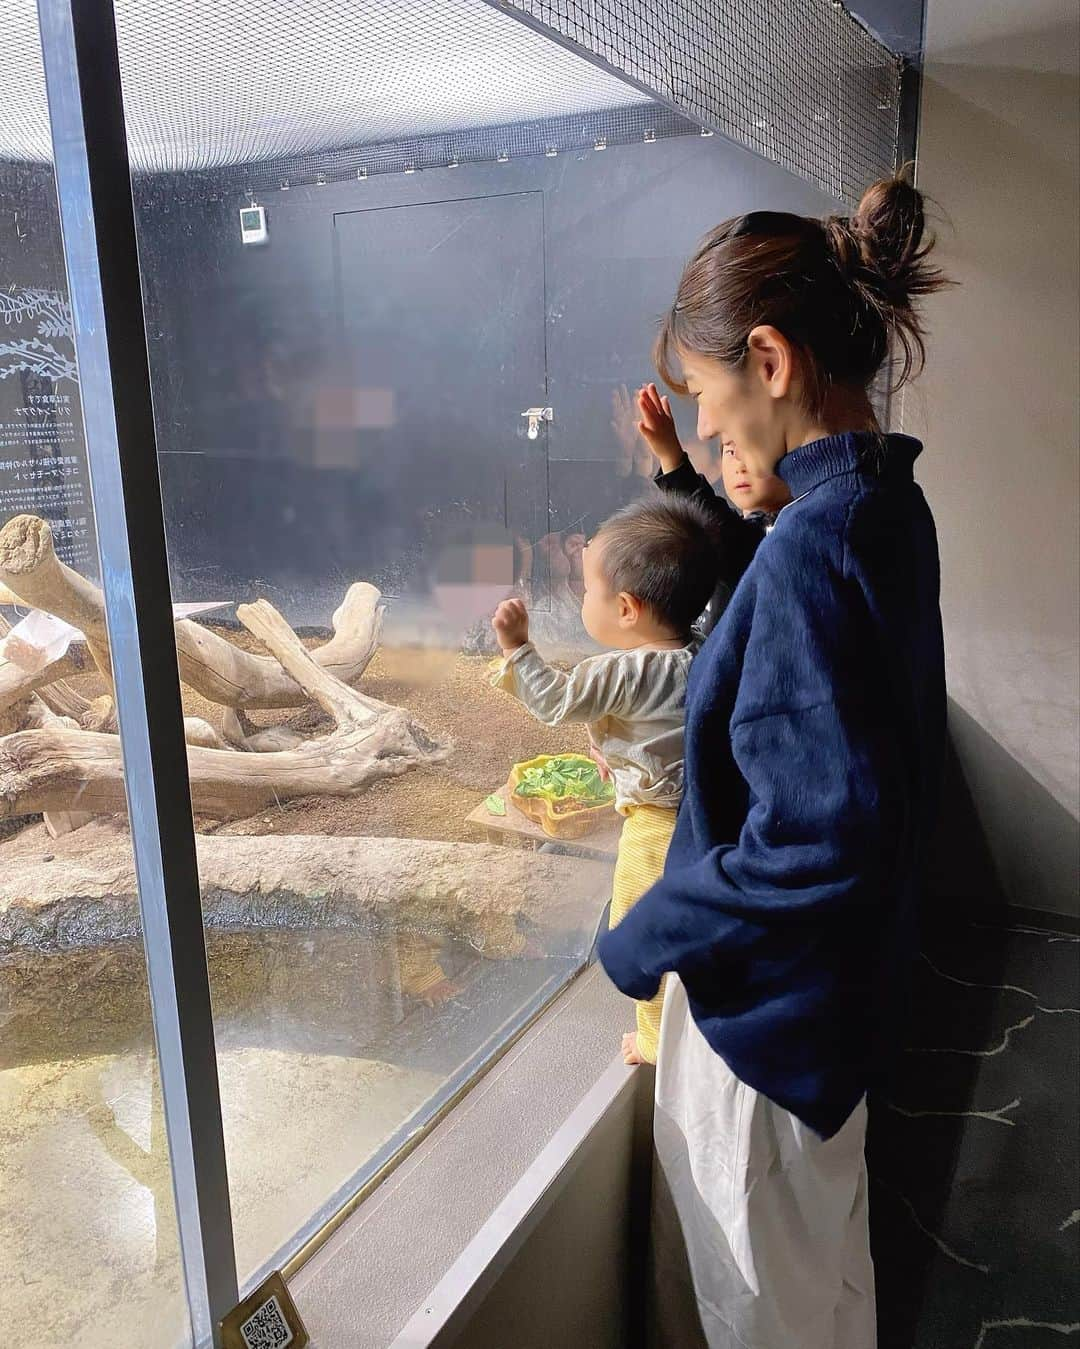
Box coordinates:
[492,598,530,652]
[636,383,686,475]
[587,733,612,783]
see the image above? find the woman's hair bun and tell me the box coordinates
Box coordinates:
[853,175,933,296]
[824,171,950,385]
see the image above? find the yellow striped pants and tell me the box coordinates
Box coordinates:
[608,803,678,1064]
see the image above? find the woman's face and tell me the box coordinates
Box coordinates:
[680,346,790,481]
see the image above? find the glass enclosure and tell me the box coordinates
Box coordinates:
[0,0,901,1343]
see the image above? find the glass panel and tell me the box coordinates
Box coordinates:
[115,0,644,1287]
[102,0,847,1290]
[0,11,187,1348]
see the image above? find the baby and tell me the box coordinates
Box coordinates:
[491,497,723,1065]
[628,381,791,635]
[636,381,792,521]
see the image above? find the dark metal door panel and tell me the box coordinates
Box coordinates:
[334,191,547,602]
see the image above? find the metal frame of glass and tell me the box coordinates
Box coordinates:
[36,1,237,1344]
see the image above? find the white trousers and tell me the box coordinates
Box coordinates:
[648,977,876,1349]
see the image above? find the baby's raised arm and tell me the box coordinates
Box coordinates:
[491,600,630,726]
[492,597,530,653]
[636,382,687,476]
[635,383,763,597]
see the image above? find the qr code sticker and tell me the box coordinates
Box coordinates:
[239,1294,294,1349]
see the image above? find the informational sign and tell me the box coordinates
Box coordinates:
[0,285,97,573]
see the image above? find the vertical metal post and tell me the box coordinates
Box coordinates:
[35,2,238,1345]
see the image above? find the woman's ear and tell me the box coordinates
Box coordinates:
[746,325,795,400]
[617,591,643,627]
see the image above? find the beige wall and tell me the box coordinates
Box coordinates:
[906,0,1080,914]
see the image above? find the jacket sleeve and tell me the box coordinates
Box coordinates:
[598,543,905,1001]
[654,458,729,517]
[654,459,764,595]
[491,643,633,725]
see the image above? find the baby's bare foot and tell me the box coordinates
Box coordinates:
[621,1031,646,1066]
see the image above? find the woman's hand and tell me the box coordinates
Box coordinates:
[636,383,687,476]
[492,598,530,653]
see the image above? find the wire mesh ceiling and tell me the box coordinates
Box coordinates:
[2,0,900,201]
[497,0,902,201]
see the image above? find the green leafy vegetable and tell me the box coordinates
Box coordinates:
[513,755,615,807]
[484,793,507,817]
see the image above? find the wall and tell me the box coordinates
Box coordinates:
[906,0,1080,916]
[132,132,838,626]
[867,905,1079,1347]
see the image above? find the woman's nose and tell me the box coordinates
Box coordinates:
[697,408,716,441]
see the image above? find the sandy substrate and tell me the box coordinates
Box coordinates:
[25,634,589,844]
[0,624,606,1349]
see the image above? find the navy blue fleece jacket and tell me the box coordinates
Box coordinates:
[599,432,945,1138]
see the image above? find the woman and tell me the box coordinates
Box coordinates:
[598,175,949,1348]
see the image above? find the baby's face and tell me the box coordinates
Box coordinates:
[580,538,631,648]
[720,443,791,516]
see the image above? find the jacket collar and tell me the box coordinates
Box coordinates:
[777,432,923,499]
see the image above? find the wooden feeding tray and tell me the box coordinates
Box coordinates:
[466,784,622,859]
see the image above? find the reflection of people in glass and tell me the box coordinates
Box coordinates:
[610,383,657,488]
[518,381,767,639]
[637,382,790,519]
[395,916,532,1007]
[613,382,725,498]
[637,380,789,632]
[518,385,685,616]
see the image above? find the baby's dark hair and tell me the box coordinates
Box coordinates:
[593,496,723,637]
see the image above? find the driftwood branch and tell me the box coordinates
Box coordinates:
[0,707,445,820]
[0,594,447,820]
[0,649,90,716]
[0,515,384,710]
[220,707,307,753]
[10,695,93,837]
[0,608,92,718]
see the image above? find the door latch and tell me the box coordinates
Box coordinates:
[521,406,553,440]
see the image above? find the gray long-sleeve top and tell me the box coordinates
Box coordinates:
[491,640,697,812]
